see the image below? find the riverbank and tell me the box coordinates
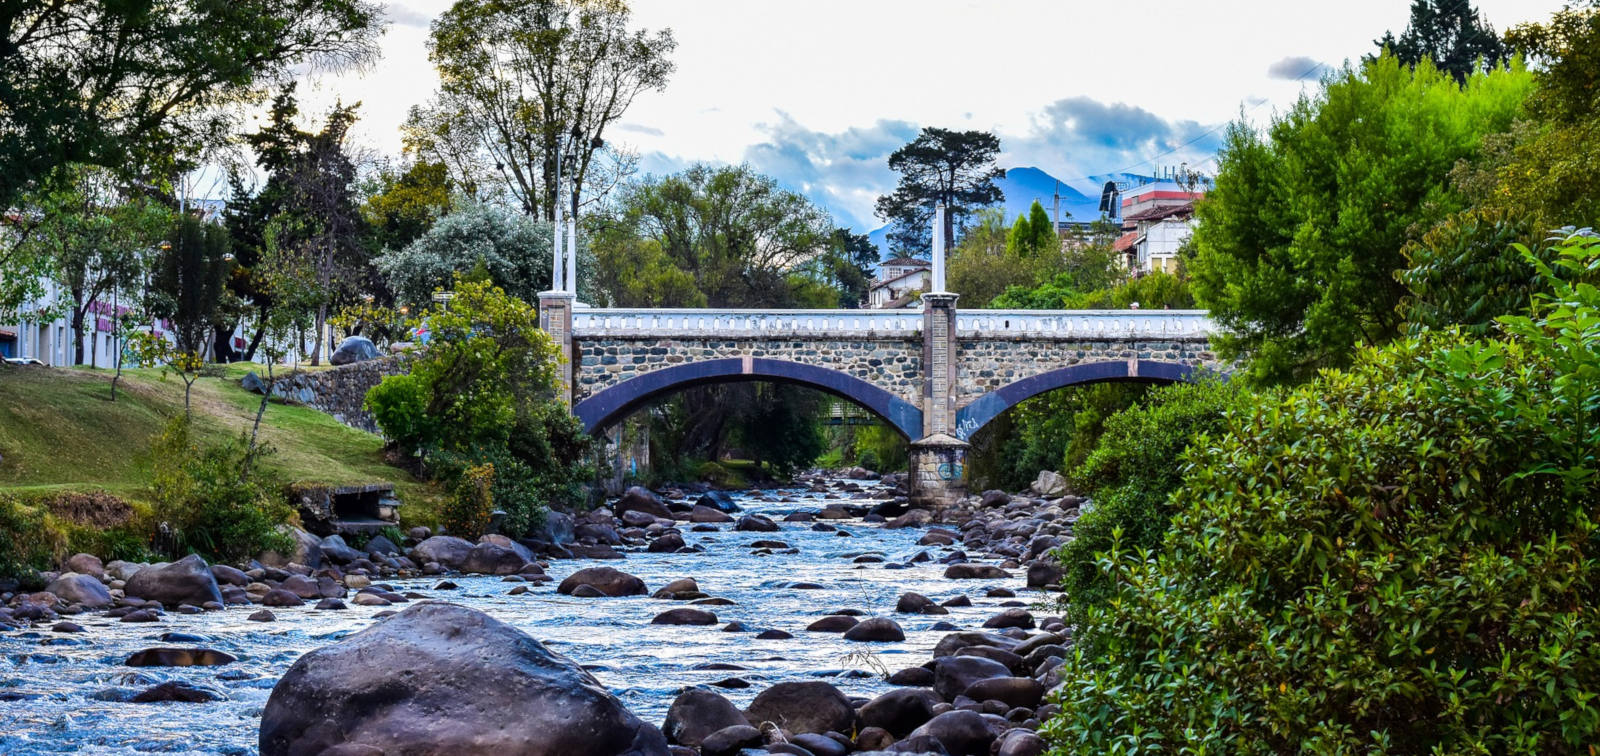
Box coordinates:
[0,471,1079,755]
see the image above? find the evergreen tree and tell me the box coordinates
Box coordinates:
[1370,0,1511,84]
[874,128,1003,257]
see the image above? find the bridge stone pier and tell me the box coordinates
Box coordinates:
[541,296,1219,508]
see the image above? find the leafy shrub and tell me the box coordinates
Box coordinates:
[0,495,64,580]
[1054,377,1244,618]
[441,463,494,539]
[365,373,434,452]
[1045,235,1600,753]
[148,417,294,563]
[1397,208,1545,335]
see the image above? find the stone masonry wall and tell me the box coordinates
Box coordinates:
[259,355,409,434]
[955,337,1220,406]
[573,337,923,404]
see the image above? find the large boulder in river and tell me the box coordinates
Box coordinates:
[258,527,323,569]
[742,681,855,735]
[328,335,380,365]
[412,536,474,570]
[734,514,779,532]
[461,542,527,575]
[259,601,668,756]
[46,572,111,608]
[662,687,750,747]
[123,554,223,608]
[558,567,647,597]
[695,491,741,513]
[1030,470,1068,498]
[933,656,1012,702]
[615,487,673,519]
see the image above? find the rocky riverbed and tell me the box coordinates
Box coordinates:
[0,471,1081,755]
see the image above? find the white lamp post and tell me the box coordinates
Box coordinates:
[930,203,947,293]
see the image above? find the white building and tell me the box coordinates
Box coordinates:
[867,256,931,309]
[1112,182,1205,275]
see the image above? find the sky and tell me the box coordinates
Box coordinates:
[289,0,1568,231]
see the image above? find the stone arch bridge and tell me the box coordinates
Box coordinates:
[539,293,1220,505]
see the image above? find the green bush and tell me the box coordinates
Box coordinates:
[365,373,434,452]
[148,417,295,563]
[1045,231,1600,753]
[441,463,494,539]
[1054,378,1244,618]
[0,495,64,581]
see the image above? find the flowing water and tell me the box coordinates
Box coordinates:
[0,485,1029,755]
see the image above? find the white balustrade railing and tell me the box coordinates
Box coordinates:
[569,308,1213,340]
[955,310,1214,339]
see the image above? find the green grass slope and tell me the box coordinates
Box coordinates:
[0,363,441,520]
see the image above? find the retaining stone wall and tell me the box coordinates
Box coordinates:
[260,356,409,434]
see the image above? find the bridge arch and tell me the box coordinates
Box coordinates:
[572,357,924,440]
[953,359,1209,441]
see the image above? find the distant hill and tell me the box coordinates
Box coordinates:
[866,166,1161,261]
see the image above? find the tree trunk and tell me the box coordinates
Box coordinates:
[311,301,326,365]
[242,316,268,362]
[70,305,87,366]
[243,360,274,481]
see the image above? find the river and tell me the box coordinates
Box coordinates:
[0,482,1030,754]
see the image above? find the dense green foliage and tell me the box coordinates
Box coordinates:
[441,463,495,540]
[1396,209,1544,335]
[1044,236,1600,755]
[0,496,64,581]
[1190,54,1532,384]
[147,418,294,564]
[1054,379,1245,618]
[366,279,592,535]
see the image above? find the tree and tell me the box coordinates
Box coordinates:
[590,164,833,308]
[0,0,382,217]
[226,88,373,365]
[1396,209,1545,335]
[407,0,675,220]
[1451,3,1600,229]
[1007,200,1058,257]
[150,215,232,358]
[366,278,592,535]
[874,127,1004,257]
[1370,0,1512,84]
[1189,54,1531,384]
[20,168,170,366]
[1045,236,1600,754]
[363,160,454,254]
[819,228,878,308]
[376,201,555,308]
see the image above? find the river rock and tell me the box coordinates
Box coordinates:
[616,487,674,519]
[248,610,276,622]
[933,656,1012,702]
[963,677,1043,709]
[1025,560,1063,589]
[126,648,238,667]
[651,608,718,625]
[996,729,1047,756]
[689,505,734,523]
[329,335,379,365]
[123,554,223,608]
[842,617,906,642]
[695,491,741,513]
[319,535,363,564]
[981,608,1035,630]
[63,553,104,578]
[943,563,1011,580]
[132,681,227,703]
[648,533,685,553]
[1030,470,1068,498]
[653,578,699,598]
[46,573,111,608]
[662,688,751,747]
[558,567,647,597]
[462,542,526,575]
[364,535,401,556]
[699,725,761,756]
[412,536,474,570]
[805,615,859,633]
[258,601,668,755]
[743,681,855,735]
[211,565,249,586]
[262,589,303,607]
[894,592,938,613]
[907,709,994,756]
[260,527,323,569]
[859,688,941,736]
[734,514,779,532]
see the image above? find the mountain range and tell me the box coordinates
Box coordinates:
[866,166,1162,259]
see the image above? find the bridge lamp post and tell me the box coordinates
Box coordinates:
[930,202,947,293]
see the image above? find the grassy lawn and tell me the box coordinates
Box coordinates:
[0,363,442,523]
